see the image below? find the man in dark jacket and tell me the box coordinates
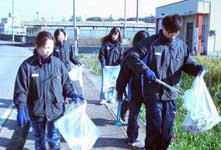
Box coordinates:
[124,14,207,150]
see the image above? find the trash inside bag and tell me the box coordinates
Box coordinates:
[182,72,221,133]
[55,101,100,150]
[102,65,120,92]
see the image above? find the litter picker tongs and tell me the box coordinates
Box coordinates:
[155,79,182,95]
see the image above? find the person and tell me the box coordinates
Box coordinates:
[117,30,149,118]
[13,31,83,150]
[116,30,149,146]
[124,14,207,150]
[53,28,81,72]
[98,27,123,104]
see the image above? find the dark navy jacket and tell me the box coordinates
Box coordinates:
[13,53,74,121]
[98,41,123,66]
[54,40,80,71]
[125,30,201,101]
[116,60,143,102]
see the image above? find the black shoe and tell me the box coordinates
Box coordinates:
[120,115,126,123]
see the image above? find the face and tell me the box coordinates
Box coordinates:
[57,31,65,42]
[162,27,180,39]
[37,39,54,58]
[112,32,119,41]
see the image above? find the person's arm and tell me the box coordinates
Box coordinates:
[61,62,84,102]
[98,43,106,65]
[13,63,29,109]
[116,61,131,93]
[125,39,151,77]
[69,44,81,65]
[118,43,124,64]
[60,62,76,97]
[182,45,201,76]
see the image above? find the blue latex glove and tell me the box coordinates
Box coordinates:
[101,63,105,68]
[117,92,123,102]
[17,106,30,128]
[70,92,84,104]
[145,69,156,81]
[198,65,208,75]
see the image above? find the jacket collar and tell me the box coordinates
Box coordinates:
[33,51,52,66]
[158,30,176,45]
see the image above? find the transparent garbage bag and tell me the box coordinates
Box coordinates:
[102,65,120,100]
[69,65,83,87]
[182,72,221,133]
[55,101,100,150]
[69,65,83,95]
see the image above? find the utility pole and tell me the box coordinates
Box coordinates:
[124,0,127,38]
[12,0,15,44]
[136,0,139,23]
[73,0,78,55]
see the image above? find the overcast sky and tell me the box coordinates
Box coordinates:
[0,0,181,20]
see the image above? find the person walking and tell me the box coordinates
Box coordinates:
[14,31,83,150]
[53,28,81,72]
[98,27,123,104]
[116,30,149,146]
[124,14,207,150]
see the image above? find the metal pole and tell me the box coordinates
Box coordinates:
[124,0,127,38]
[73,0,78,55]
[136,0,139,23]
[214,32,216,52]
[12,0,15,44]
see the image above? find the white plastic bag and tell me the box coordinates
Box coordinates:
[182,72,221,133]
[55,101,100,150]
[103,65,120,92]
[69,65,83,88]
[102,65,120,100]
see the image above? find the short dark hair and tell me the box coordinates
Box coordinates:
[54,28,66,42]
[132,30,149,46]
[35,31,53,48]
[162,14,183,33]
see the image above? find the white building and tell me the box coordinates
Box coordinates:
[0,13,26,35]
[156,0,220,55]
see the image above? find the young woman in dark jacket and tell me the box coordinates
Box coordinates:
[116,30,149,146]
[14,31,83,150]
[54,28,81,72]
[98,27,123,104]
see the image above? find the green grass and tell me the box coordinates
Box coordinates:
[80,54,101,76]
[81,55,221,149]
[169,57,221,150]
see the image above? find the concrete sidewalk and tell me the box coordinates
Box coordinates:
[83,67,146,148]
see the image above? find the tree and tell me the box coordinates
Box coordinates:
[104,15,114,21]
[86,17,102,21]
[69,16,82,22]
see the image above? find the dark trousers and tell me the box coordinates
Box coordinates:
[121,99,129,118]
[127,100,142,143]
[31,119,60,150]
[144,98,176,150]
